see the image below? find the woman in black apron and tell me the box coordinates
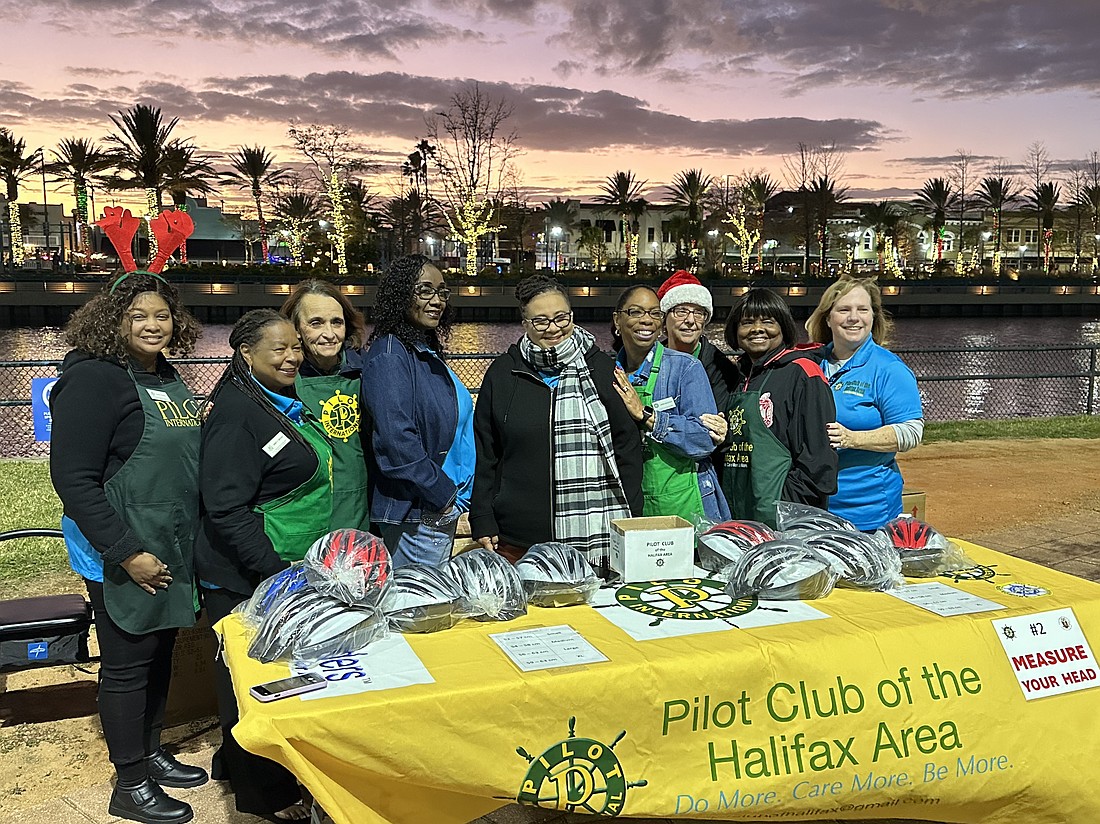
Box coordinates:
[281,279,371,532]
[50,273,206,824]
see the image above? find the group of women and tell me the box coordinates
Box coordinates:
[48,256,921,824]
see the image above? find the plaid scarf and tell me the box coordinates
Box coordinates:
[520,326,631,575]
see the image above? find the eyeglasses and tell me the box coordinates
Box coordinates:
[669,306,708,320]
[524,311,573,331]
[618,307,665,321]
[413,284,451,301]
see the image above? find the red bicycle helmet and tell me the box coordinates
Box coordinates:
[305,529,391,606]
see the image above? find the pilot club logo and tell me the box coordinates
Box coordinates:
[318,390,360,442]
[613,578,759,626]
[941,564,1002,583]
[726,406,747,437]
[516,717,647,816]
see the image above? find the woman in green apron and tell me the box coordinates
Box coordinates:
[281,279,370,531]
[718,288,838,528]
[50,273,207,824]
[609,285,730,522]
[196,310,333,821]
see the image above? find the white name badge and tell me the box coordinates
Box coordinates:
[146,389,171,402]
[653,397,676,412]
[262,432,290,457]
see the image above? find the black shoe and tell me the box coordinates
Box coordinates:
[108,778,194,824]
[144,750,210,789]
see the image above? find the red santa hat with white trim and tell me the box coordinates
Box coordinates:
[656,269,713,317]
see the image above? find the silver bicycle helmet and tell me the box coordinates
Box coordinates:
[381,563,471,633]
[775,501,858,535]
[515,543,600,607]
[447,549,527,621]
[803,530,902,590]
[722,538,839,600]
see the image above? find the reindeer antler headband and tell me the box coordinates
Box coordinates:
[94,206,195,293]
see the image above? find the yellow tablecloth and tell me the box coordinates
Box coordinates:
[218,542,1100,824]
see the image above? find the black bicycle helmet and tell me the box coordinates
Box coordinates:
[698,520,777,572]
[447,549,528,621]
[382,564,471,633]
[515,543,600,607]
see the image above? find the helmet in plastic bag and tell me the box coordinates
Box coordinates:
[698,520,777,572]
[515,543,600,607]
[304,529,391,607]
[237,564,309,627]
[382,564,471,633]
[721,538,838,600]
[876,518,951,577]
[775,501,857,535]
[247,588,385,664]
[447,549,527,621]
[803,530,902,591]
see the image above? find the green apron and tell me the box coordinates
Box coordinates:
[102,367,200,634]
[720,369,793,528]
[296,363,370,531]
[634,343,706,519]
[255,414,335,563]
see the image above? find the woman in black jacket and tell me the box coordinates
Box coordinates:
[196,309,333,821]
[470,275,643,576]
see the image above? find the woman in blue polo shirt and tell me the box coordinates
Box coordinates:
[806,278,924,530]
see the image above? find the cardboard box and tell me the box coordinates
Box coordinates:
[164,610,219,728]
[902,489,927,522]
[609,516,695,582]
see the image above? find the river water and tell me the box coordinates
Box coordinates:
[2,317,1099,458]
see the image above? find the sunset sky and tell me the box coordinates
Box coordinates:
[3,0,1099,214]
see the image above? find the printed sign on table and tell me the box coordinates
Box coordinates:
[292,634,434,699]
[887,582,1006,616]
[490,625,609,672]
[992,607,1099,700]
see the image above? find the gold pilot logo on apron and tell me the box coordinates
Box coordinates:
[727,406,746,437]
[317,389,360,443]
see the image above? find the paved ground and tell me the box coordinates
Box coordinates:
[4,441,1099,823]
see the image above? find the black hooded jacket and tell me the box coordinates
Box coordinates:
[728,344,838,507]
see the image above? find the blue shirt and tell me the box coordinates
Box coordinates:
[441,363,476,510]
[824,338,922,530]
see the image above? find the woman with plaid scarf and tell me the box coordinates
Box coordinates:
[470,275,643,577]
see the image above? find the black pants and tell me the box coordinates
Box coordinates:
[85,579,177,784]
[204,586,301,815]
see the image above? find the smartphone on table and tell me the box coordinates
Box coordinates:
[249,672,327,702]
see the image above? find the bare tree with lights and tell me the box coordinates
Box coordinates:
[948,149,975,274]
[288,122,373,276]
[1021,141,1052,273]
[425,84,519,278]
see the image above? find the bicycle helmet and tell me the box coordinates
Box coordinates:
[304,528,391,607]
[803,530,902,591]
[515,543,600,607]
[697,520,777,572]
[721,538,839,600]
[382,564,472,633]
[237,564,309,627]
[247,588,385,664]
[447,549,528,621]
[775,501,857,535]
[876,517,952,577]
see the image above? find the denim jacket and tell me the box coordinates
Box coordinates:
[620,345,731,521]
[362,334,465,524]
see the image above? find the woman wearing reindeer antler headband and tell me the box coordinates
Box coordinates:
[49,208,207,824]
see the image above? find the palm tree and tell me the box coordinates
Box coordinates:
[974,176,1018,274]
[860,201,897,270]
[0,128,39,265]
[161,141,218,263]
[912,178,958,264]
[743,173,778,269]
[666,169,713,269]
[1079,184,1100,274]
[1026,182,1061,273]
[542,198,577,269]
[385,190,444,255]
[596,171,647,276]
[223,145,289,263]
[809,175,848,271]
[271,189,323,265]
[46,137,113,262]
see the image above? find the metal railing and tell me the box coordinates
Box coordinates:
[2,345,1099,458]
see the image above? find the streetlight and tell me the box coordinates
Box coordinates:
[1018,244,1027,273]
[550,225,562,271]
[980,231,991,274]
[764,239,779,275]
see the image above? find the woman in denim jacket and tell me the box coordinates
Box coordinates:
[610,285,730,521]
[362,256,475,566]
